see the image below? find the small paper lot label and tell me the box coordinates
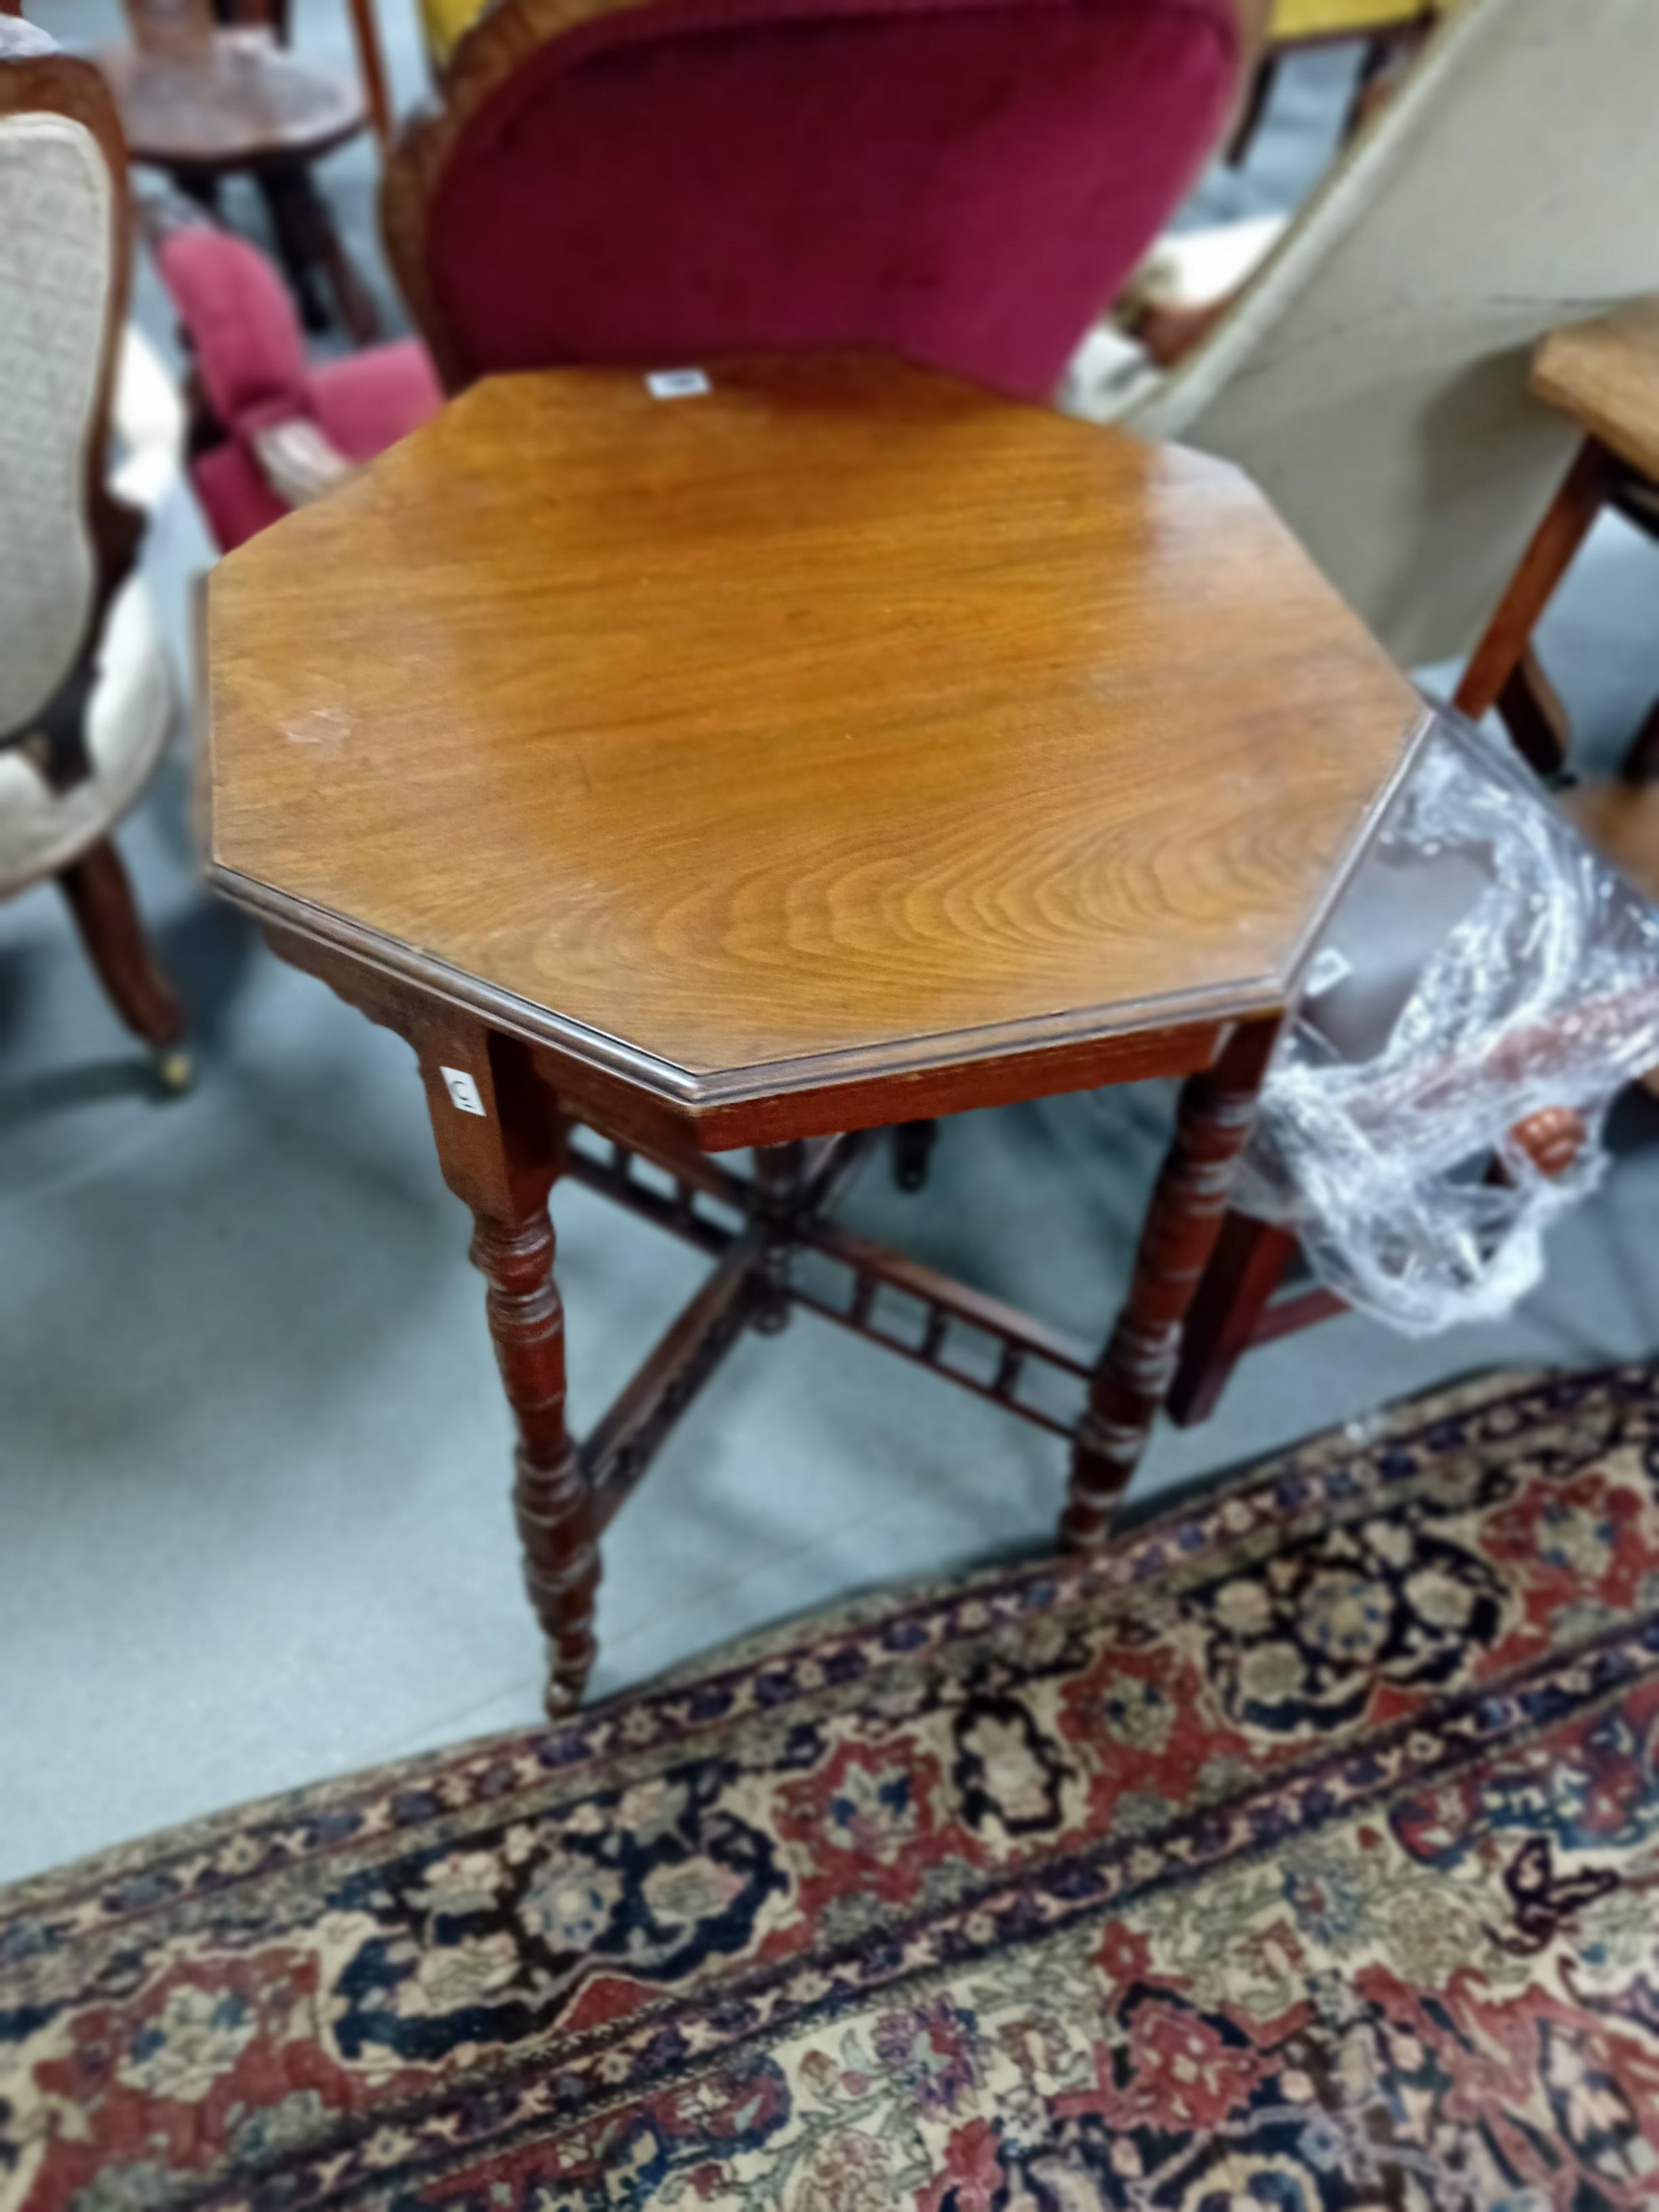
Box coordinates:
[646,368,710,399]
[441,1066,487,1115]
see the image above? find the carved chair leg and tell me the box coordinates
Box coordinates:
[893,1118,938,1193]
[1062,1018,1279,1549]
[1456,437,1612,731]
[57,837,190,1089]
[418,1026,596,1715]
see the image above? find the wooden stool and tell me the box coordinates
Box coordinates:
[203,354,1424,1716]
[99,0,377,342]
[1168,304,1659,1425]
[1457,300,1659,889]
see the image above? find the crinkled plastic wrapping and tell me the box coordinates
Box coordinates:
[1232,704,1659,1334]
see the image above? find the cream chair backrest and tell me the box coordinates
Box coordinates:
[0,23,122,745]
[1129,0,1659,670]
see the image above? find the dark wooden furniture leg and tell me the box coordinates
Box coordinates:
[1166,1211,1300,1428]
[173,167,223,217]
[297,165,380,342]
[893,1118,938,1192]
[1620,697,1659,784]
[1338,30,1393,142]
[1456,438,1612,726]
[257,163,330,331]
[1062,1017,1279,1547]
[1338,21,1433,143]
[57,838,190,1089]
[344,0,392,146]
[1225,52,1278,166]
[1495,644,1574,779]
[258,161,379,342]
[751,1139,806,1332]
[417,1022,597,1715]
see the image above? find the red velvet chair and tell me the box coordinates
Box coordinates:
[157,226,441,551]
[386,0,1244,400]
[163,0,1243,546]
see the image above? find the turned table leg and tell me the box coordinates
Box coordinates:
[418,1024,597,1715]
[751,1140,807,1334]
[893,1118,938,1192]
[472,1205,596,1714]
[1062,1017,1279,1549]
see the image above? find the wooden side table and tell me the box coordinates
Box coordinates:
[204,355,1425,1715]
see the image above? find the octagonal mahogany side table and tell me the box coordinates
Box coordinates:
[204,355,1425,1715]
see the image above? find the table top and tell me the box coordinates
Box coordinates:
[1533,299,1659,487]
[98,28,364,168]
[206,355,1423,1121]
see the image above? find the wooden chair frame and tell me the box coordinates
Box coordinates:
[384,0,1271,394]
[0,39,186,1076]
[381,0,674,393]
[0,43,143,789]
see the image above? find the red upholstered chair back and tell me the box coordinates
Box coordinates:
[384,0,1242,401]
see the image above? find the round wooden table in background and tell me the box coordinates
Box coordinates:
[100,0,380,340]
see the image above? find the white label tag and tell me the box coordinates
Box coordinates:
[646,367,710,399]
[441,1066,487,1117]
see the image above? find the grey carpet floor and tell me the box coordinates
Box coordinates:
[3,6,1658,1883]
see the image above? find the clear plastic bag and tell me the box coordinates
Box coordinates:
[1231,703,1659,1334]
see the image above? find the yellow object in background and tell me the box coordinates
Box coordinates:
[420,0,487,69]
[1269,0,1442,39]
[419,0,1450,94]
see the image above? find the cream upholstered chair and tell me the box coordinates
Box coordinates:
[0,22,189,1090]
[1067,0,1659,681]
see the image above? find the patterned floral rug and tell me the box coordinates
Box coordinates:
[8,1362,1659,2212]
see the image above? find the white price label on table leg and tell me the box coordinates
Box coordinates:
[441,1066,487,1116]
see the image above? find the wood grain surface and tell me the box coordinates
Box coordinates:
[1533,301,1659,487]
[207,355,1423,1101]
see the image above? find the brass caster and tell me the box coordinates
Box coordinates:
[154,1045,194,1096]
